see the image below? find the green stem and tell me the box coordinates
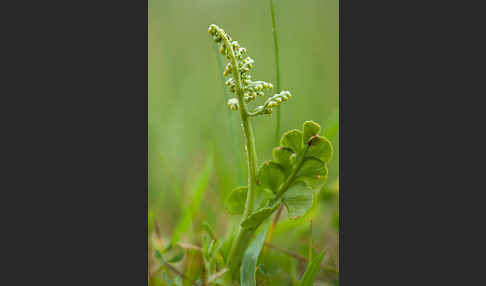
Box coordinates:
[227,227,253,280]
[270,0,281,146]
[213,27,259,279]
[215,46,243,184]
[219,37,258,220]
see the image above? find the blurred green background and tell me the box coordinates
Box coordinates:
[149,0,338,284]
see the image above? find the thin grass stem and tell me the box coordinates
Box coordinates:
[265,0,284,245]
[270,0,281,146]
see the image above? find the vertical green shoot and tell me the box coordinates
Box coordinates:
[265,0,283,245]
[240,221,272,286]
[270,0,281,145]
[298,251,326,286]
[214,46,244,184]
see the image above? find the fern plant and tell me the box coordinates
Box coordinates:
[208,24,333,282]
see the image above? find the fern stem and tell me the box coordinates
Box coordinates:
[218,35,258,219]
[227,227,253,280]
[270,0,281,146]
[214,27,259,279]
[215,47,243,184]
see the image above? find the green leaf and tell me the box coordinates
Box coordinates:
[225,186,247,215]
[303,121,321,144]
[297,158,325,178]
[167,251,185,263]
[225,187,275,215]
[240,203,279,229]
[202,233,216,261]
[257,161,285,193]
[280,129,303,153]
[296,158,328,189]
[220,227,236,264]
[297,250,325,286]
[163,244,185,263]
[240,220,271,286]
[202,221,216,240]
[171,154,213,245]
[272,146,295,173]
[307,135,333,163]
[256,188,276,209]
[282,182,313,219]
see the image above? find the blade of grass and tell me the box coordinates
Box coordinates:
[270,0,281,145]
[298,250,326,286]
[266,0,283,244]
[171,153,213,245]
[240,220,272,286]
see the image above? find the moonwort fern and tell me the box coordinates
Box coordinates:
[208,24,333,282]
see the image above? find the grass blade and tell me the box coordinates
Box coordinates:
[297,250,326,286]
[270,0,281,145]
[240,220,272,286]
[171,153,213,245]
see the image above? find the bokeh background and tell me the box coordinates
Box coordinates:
[149,0,338,284]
